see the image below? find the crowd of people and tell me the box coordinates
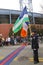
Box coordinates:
[0,34,16,46]
[0,34,25,47]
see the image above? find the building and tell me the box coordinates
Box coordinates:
[0,9,43,38]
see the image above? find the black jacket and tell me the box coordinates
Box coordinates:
[31,34,39,49]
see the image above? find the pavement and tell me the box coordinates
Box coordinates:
[0,43,43,65]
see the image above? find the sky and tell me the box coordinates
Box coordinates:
[32,0,43,13]
[0,0,20,10]
[0,0,43,14]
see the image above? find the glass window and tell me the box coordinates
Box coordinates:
[35,17,43,24]
[0,15,10,24]
[11,15,19,24]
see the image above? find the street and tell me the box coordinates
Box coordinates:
[0,44,43,65]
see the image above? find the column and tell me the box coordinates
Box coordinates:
[32,13,35,24]
[9,10,11,24]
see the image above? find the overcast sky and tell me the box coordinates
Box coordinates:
[32,0,43,13]
[0,0,43,14]
[0,0,20,10]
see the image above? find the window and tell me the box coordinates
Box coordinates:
[11,15,19,24]
[35,17,43,24]
[0,15,10,24]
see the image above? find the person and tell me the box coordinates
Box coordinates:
[0,34,2,46]
[10,35,15,45]
[5,36,11,46]
[31,30,39,64]
[0,34,4,46]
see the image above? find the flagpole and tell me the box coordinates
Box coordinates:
[28,24,32,37]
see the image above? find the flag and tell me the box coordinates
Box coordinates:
[20,22,28,37]
[20,7,30,37]
[12,6,29,33]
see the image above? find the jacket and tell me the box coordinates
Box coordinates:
[31,34,39,49]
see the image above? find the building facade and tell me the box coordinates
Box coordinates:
[0,9,43,24]
[0,9,43,38]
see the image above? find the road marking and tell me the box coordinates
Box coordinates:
[14,57,18,61]
[0,56,43,62]
[14,57,43,62]
[0,56,4,60]
[29,58,43,62]
[0,46,25,65]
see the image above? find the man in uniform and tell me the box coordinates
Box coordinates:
[31,30,39,64]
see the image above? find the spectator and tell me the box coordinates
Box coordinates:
[10,35,15,45]
[0,34,4,46]
[6,36,10,46]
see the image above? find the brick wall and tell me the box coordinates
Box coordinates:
[31,24,43,29]
[0,24,43,39]
[0,24,13,38]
